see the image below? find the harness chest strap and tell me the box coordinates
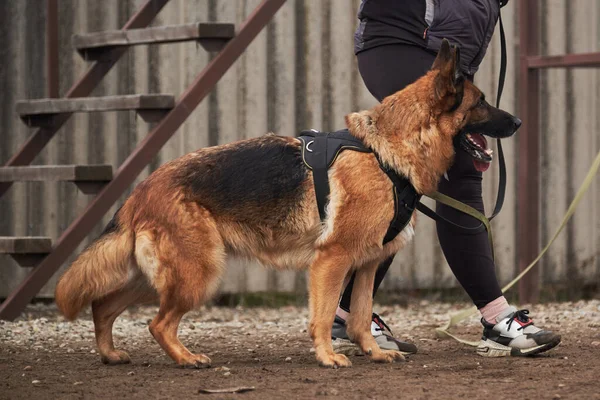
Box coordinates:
[298,129,420,245]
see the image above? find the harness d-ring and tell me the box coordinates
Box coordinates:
[306,140,314,152]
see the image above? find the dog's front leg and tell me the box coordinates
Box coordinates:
[346,260,405,363]
[308,247,353,368]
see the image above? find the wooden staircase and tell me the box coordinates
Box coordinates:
[16,94,176,126]
[73,22,235,59]
[0,0,286,320]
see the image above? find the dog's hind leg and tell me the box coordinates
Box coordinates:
[146,216,225,368]
[308,247,354,368]
[92,272,157,365]
[149,294,213,368]
[346,261,405,363]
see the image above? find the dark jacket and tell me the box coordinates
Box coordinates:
[354,0,507,75]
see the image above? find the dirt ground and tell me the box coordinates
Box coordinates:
[1,301,599,400]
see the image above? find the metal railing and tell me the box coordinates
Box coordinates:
[517,0,600,303]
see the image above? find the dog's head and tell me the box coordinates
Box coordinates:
[430,39,521,171]
[345,39,521,193]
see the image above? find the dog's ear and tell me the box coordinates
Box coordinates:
[432,39,464,110]
[431,39,454,73]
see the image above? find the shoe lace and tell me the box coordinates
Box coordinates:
[372,312,392,334]
[506,309,534,331]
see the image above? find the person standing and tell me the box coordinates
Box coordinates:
[332,0,561,357]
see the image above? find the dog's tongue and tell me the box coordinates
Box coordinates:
[471,134,490,172]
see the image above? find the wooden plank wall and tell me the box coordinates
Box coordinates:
[0,0,598,298]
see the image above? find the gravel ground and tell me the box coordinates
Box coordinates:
[1,300,600,399]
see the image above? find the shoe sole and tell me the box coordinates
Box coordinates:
[332,339,364,356]
[332,338,415,356]
[476,336,561,357]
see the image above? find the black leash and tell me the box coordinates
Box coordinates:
[490,7,507,220]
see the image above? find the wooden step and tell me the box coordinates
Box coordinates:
[0,237,52,267]
[0,165,113,194]
[73,22,235,60]
[16,94,175,127]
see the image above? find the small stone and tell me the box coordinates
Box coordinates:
[127,371,135,376]
[591,341,600,347]
[285,357,292,362]
[67,348,75,353]
[90,349,96,354]
[558,384,566,388]
[73,381,83,386]
[552,394,561,400]
[23,366,32,371]
[31,380,41,385]
[188,324,195,330]
[224,371,231,377]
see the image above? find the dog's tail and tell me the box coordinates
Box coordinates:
[55,211,134,320]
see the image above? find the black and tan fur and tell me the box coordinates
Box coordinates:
[55,40,520,369]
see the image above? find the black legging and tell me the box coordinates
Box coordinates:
[339,44,503,311]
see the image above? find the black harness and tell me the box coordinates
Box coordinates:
[298,129,421,245]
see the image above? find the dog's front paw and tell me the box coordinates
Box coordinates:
[369,349,405,364]
[101,350,131,365]
[178,353,212,369]
[317,353,352,369]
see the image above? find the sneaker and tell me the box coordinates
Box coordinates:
[331,313,417,355]
[477,306,561,357]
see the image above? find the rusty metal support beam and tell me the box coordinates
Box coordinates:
[527,52,600,69]
[46,0,59,98]
[0,0,286,321]
[0,0,169,198]
[517,0,540,304]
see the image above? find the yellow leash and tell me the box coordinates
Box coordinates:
[434,149,600,346]
[425,191,495,261]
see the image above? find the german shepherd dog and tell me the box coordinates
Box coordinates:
[55,40,520,369]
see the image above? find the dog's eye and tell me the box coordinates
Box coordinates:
[477,98,485,107]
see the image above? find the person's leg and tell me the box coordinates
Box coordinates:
[338,256,393,314]
[338,44,436,317]
[332,45,435,354]
[433,83,560,357]
[435,148,506,315]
